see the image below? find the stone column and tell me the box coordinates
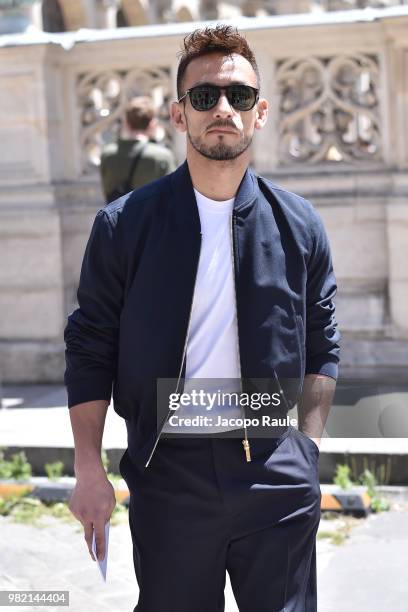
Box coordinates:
[121,0,149,25]
[95,0,120,28]
[387,204,408,337]
[58,0,93,30]
[241,0,263,17]
[383,20,408,337]
[246,41,280,174]
[199,0,218,19]
[0,43,67,381]
[269,0,316,14]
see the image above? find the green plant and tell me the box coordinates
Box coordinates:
[0,451,32,480]
[0,495,20,516]
[107,472,122,486]
[102,450,123,486]
[317,530,347,546]
[101,449,109,472]
[318,515,361,545]
[45,501,75,522]
[359,468,390,513]
[0,493,43,524]
[349,455,392,486]
[44,461,64,481]
[370,496,390,512]
[111,502,128,526]
[359,468,376,497]
[1,493,128,527]
[11,497,42,523]
[0,448,12,479]
[9,451,32,480]
[333,464,355,490]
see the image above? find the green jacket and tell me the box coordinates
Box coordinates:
[100,138,177,201]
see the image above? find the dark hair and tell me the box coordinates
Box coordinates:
[125,96,155,131]
[176,25,260,99]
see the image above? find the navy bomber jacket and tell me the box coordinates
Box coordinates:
[64,160,341,470]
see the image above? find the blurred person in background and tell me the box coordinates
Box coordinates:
[100,96,176,203]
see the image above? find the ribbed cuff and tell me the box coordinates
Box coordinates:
[65,375,113,408]
[305,355,339,381]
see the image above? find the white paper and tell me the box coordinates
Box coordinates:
[91,521,110,582]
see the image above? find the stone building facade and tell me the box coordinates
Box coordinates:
[1,1,407,33]
[0,5,407,382]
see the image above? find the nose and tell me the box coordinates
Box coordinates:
[213,90,233,118]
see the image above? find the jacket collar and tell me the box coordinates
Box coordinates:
[170,159,257,230]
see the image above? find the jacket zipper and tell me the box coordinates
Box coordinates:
[144,233,203,468]
[273,370,290,411]
[273,368,303,414]
[231,211,251,463]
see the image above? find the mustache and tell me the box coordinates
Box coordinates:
[207,121,238,131]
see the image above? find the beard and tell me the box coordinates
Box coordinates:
[186,121,253,161]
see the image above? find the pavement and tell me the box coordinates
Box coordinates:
[1,507,407,612]
[318,510,408,612]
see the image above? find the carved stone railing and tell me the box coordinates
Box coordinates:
[0,0,42,34]
[0,8,408,381]
[322,1,407,10]
[76,51,383,172]
[77,66,172,173]
[276,53,381,164]
[2,1,407,34]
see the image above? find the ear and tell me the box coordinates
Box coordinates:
[170,100,187,133]
[254,98,268,130]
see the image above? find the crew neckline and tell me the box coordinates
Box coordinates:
[193,187,235,213]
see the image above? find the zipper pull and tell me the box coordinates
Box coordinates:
[242,438,251,462]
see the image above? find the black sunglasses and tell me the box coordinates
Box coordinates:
[178,84,259,112]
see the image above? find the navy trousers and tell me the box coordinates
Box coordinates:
[119,425,321,612]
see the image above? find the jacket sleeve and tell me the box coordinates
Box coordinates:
[64,209,124,408]
[304,206,341,380]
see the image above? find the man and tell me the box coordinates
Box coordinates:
[100,96,176,203]
[65,25,340,612]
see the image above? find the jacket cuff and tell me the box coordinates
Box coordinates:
[305,355,339,381]
[66,375,113,408]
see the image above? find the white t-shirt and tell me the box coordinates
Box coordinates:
[162,188,245,434]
